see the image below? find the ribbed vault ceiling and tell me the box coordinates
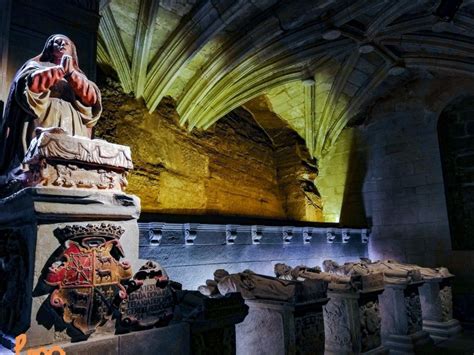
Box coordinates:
[98,0,474,158]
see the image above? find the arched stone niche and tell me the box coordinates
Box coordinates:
[438,96,474,250]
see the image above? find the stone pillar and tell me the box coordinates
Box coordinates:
[420,277,462,342]
[323,284,387,354]
[235,297,328,355]
[379,282,433,354]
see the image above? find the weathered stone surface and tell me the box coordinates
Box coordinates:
[236,298,327,355]
[95,78,322,221]
[379,283,432,354]
[21,129,132,192]
[0,187,141,349]
[24,129,133,170]
[59,323,191,355]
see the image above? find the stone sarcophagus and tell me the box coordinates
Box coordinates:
[417,269,462,342]
[274,262,387,355]
[197,268,329,355]
[322,273,387,355]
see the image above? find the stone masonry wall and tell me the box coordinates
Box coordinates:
[318,77,474,323]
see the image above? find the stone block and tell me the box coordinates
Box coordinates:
[0,187,142,349]
[323,286,387,355]
[420,278,462,343]
[236,298,327,355]
[61,335,119,355]
[379,283,433,354]
[119,323,190,355]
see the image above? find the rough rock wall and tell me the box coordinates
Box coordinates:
[95,78,290,219]
[245,97,323,222]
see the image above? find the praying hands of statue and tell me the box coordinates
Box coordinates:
[28,64,65,93]
[27,55,97,106]
[61,55,98,106]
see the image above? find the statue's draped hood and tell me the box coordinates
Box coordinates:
[0,34,99,174]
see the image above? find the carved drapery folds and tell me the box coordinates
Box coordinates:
[24,128,132,191]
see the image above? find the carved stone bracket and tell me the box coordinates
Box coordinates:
[148,224,164,246]
[184,223,197,245]
[282,227,293,244]
[251,225,262,245]
[361,229,369,244]
[302,227,312,243]
[326,229,336,243]
[23,130,133,192]
[342,229,350,243]
[225,225,237,245]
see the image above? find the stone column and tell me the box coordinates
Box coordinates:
[420,277,462,342]
[323,282,387,354]
[236,297,328,355]
[379,282,433,354]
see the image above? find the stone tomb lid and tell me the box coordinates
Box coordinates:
[23,128,133,170]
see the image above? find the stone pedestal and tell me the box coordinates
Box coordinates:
[420,277,462,342]
[323,277,387,355]
[236,297,328,355]
[178,291,248,355]
[380,282,433,354]
[0,187,141,349]
[0,131,147,350]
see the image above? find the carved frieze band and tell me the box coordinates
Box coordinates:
[139,222,371,248]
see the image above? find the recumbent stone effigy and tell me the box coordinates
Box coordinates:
[275,262,387,355]
[198,268,329,355]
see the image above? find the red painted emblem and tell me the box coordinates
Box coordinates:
[45,224,132,335]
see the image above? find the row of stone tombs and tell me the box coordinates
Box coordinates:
[0,223,459,354]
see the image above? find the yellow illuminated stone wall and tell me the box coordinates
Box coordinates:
[96,79,298,219]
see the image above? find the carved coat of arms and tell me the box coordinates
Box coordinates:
[45,224,132,335]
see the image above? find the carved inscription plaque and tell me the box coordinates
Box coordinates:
[119,261,175,330]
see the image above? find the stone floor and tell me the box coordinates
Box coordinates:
[420,330,474,354]
[1,330,474,354]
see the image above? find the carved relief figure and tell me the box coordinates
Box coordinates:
[360,300,382,351]
[0,34,102,176]
[439,285,453,321]
[405,291,423,334]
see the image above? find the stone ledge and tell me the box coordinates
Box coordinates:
[59,323,190,355]
[0,187,140,224]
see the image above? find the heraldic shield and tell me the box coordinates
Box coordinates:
[45,224,133,335]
